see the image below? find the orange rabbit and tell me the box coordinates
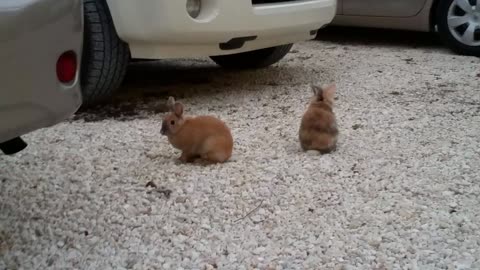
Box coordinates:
[299,84,339,154]
[160,97,233,164]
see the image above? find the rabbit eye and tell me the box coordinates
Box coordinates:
[170,120,175,125]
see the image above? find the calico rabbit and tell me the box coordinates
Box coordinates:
[161,97,233,164]
[299,84,339,153]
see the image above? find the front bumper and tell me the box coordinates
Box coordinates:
[0,0,83,143]
[106,0,336,58]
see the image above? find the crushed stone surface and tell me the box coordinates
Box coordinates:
[1,28,480,269]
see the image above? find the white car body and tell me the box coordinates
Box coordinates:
[106,0,337,59]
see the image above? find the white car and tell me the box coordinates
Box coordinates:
[80,0,337,106]
[0,0,83,155]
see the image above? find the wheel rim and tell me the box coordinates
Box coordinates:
[447,0,480,46]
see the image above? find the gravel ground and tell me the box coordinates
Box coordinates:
[1,28,480,270]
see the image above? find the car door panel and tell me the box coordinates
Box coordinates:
[343,0,427,17]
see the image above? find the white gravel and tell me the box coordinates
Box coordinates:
[1,29,480,270]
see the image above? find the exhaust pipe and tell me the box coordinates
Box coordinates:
[0,137,28,155]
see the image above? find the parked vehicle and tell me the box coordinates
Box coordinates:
[0,0,83,155]
[80,0,337,106]
[332,0,480,56]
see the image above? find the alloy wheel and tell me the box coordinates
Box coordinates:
[447,0,480,46]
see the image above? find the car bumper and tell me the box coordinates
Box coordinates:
[106,0,336,58]
[0,0,83,143]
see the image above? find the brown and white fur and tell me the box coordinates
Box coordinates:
[160,97,233,164]
[299,84,339,153]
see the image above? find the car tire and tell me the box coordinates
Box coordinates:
[209,44,294,69]
[436,0,480,57]
[81,0,130,106]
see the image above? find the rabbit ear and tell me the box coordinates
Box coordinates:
[322,84,336,102]
[311,84,323,96]
[173,102,184,117]
[167,96,175,111]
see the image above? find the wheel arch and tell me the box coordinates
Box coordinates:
[429,0,442,31]
[83,0,130,51]
[103,0,131,46]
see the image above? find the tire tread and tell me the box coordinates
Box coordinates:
[81,0,130,106]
